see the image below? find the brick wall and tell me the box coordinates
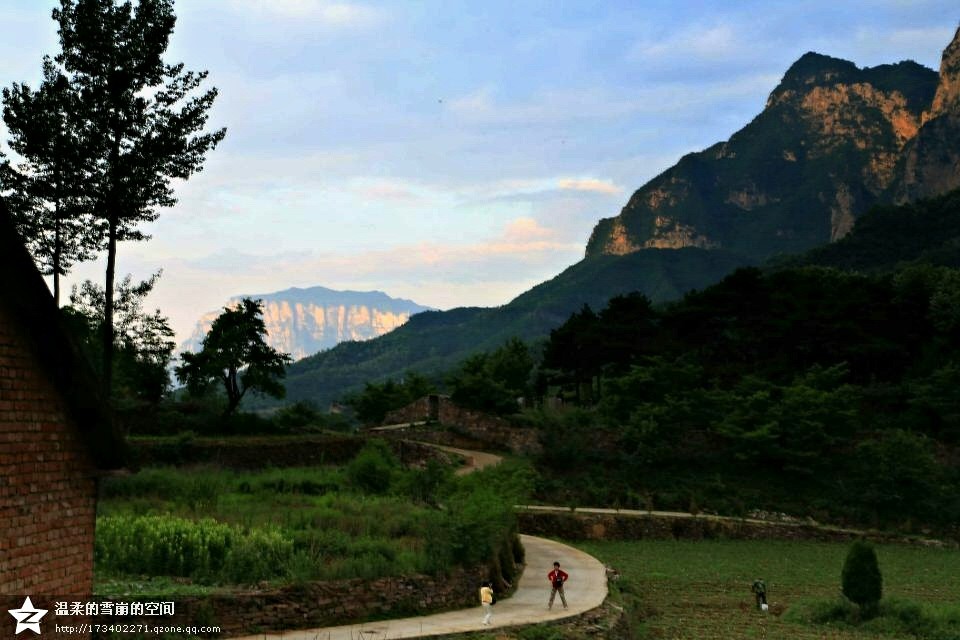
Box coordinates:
[0,306,98,598]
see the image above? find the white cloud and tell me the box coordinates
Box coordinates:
[632,24,741,62]
[143,215,584,340]
[558,178,622,195]
[229,0,382,27]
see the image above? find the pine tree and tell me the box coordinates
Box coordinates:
[52,0,226,396]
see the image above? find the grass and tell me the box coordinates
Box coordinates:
[577,539,960,639]
[95,452,531,594]
[94,575,220,597]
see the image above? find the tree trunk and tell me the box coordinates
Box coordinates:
[224,365,240,416]
[52,171,62,307]
[102,214,116,398]
[52,206,61,307]
[102,121,122,399]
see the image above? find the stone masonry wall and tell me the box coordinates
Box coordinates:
[384,396,541,454]
[147,566,486,637]
[517,511,957,547]
[0,306,98,597]
[130,435,453,470]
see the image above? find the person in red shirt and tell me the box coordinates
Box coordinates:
[547,561,568,610]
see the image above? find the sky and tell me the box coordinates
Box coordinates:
[0,1,957,343]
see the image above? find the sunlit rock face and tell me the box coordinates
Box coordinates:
[181,286,432,361]
[897,26,960,202]
[586,30,960,261]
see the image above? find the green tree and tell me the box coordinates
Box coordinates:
[449,338,533,414]
[841,540,883,617]
[2,57,99,305]
[52,0,226,396]
[542,304,602,403]
[176,298,292,416]
[345,372,435,425]
[66,271,175,403]
[851,429,941,524]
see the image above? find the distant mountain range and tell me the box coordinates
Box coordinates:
[269,26,960,409]
[180,286,432,360]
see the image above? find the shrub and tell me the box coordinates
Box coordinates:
[345,439,399,494]
[842,540,883,616]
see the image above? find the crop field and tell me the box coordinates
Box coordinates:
[577,539,960,639]
[93,447,532,593]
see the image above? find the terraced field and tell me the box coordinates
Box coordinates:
[578,539,960,639]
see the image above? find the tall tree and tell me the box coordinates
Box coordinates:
[66,271,176,403]
[53,0,225,396]
[2,57,99,306]
[176,298,292,416]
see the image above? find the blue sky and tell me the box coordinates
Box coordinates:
[1,1,957,341]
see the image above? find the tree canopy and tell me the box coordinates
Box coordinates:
[2,57,99,305]
[176,298,292,416]
[4,0,226,396]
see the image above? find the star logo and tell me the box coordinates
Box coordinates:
[8,597,47,635]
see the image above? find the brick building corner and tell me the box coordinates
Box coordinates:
[0,199,126,608]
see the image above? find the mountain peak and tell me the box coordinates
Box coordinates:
[924,24,960,122]
[181,286,433,360]
[767,52,859,105]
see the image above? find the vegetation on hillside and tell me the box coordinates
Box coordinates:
[96,442,533,590]
[276,248,750,409]
[523,261,960,529]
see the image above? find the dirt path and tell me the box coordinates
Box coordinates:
[413,441,503,475]
[228,534,608,640]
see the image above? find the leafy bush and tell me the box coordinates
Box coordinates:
[345,439,399,494]
[842,540,883,616]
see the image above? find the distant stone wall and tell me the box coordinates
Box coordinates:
[517,510,957,547]
[130,435,452,470]
[383,396,541,454]
[130,434,364,468]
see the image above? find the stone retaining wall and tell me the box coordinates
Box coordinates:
[130,435,451,469]
[517,510,956,547]
[383,395,541,454]
[129,566,487,637]
[104,534,523,638]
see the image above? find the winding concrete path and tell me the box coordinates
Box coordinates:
[229,534,607,640]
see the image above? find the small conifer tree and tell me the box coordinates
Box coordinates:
[841,540,883,617]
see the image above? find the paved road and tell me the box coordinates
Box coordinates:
[229,534,608,640]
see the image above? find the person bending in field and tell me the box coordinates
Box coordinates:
[548,561,568,610]
[752,577,767,610]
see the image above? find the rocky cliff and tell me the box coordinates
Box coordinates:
[181,286,432,360]
[897,26,960,201]
[586,28,960,260]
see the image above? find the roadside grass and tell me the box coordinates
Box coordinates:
[95,453,532,593]
[577,539,960,639]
